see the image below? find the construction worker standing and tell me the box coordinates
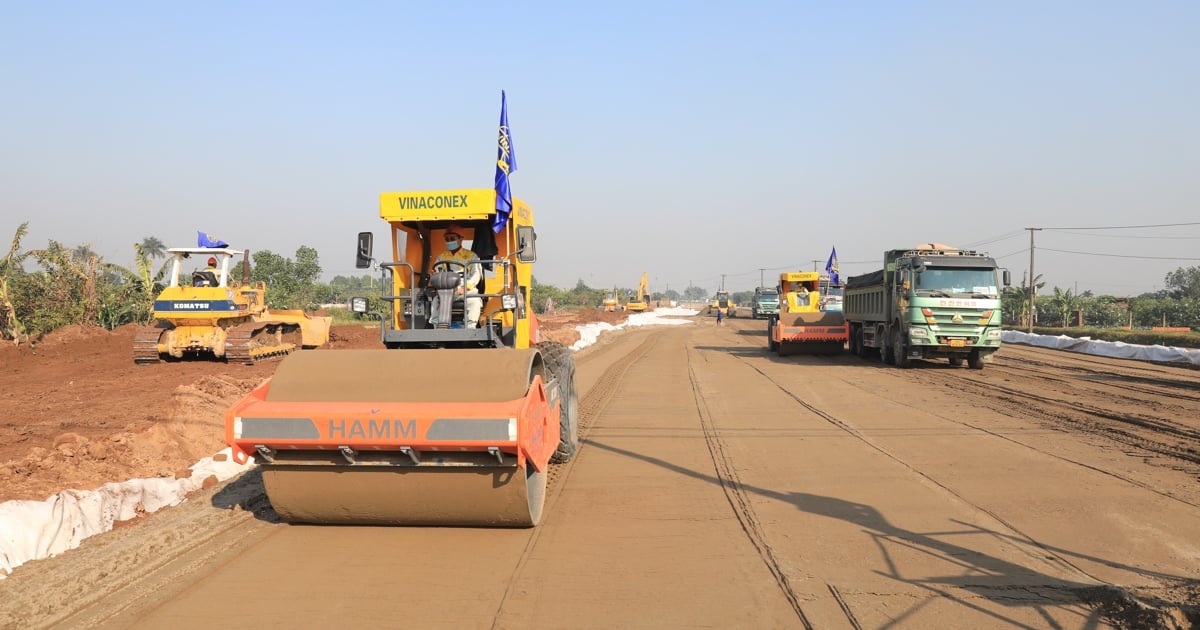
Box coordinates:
[431,224,483,328]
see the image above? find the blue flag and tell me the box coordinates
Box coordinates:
[493,90,517,233]
[197,231,229,248]
[825,246,840,286]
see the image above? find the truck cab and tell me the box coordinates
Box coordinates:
[751,287,780,319]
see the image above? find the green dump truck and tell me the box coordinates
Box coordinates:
[751,286,780,319]
[843,246,1010,369]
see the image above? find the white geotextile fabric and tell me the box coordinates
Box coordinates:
[570,307,698,351]
[0,449,252,578]
[1002,330,1200,366]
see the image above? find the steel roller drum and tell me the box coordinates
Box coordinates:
[257,349,547,526]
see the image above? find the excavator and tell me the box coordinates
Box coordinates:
[134,247,330,364]
[224,188,579,527]
[625,272,649,312]
[767,271,846,355]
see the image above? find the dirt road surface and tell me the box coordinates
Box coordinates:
[2,314,1199,628]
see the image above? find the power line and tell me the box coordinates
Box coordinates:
[1043,221,1200,230]
[1040,247,1200,261]
[963,230,1025,247]
[1045,230,1200,240]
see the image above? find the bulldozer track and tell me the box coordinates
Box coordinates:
[224,322,301,365]
[132,326,166,364]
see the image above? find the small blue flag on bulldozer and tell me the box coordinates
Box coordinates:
[197,231,229,248]
[493,90,518,233]
[825,247,840,286]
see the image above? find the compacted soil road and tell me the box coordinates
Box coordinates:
[2,314,1199,629]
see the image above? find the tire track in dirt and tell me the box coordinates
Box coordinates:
[716,322,1200,625]
[686,344,817,629]
[491,333,661,628]
[913,368,1200,469]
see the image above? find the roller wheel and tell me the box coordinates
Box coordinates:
[538,341,580,463]
[892,326,910,368]
[968,350,984,370]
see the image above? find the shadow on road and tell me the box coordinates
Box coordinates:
[585,439,1197,628]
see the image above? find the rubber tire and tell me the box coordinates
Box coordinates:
[892,326,910,368]
[967,350,984,370]
[847,326,859,355]
[881,327,896,365]
[767,317,778,352]
[949,356,963,367]
[538,341,580,463]
[855,328,870,359]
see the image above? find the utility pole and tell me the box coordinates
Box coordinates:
[720,274,726,291]
[1026,227,1041,333]
[811,259,820,272]
[759,268,765,288]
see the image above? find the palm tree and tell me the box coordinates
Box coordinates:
[72,244,99,264]
[1050,286,1080,327]
[139,236,167,260]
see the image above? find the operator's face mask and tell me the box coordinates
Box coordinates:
[446,237,461,251]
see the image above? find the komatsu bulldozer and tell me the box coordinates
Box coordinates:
[602,287,622,312]
[224,188,580,527]
[767,271,846,356]
[708,290,736,318]
[625,272,649,312]
[134,247,331,364]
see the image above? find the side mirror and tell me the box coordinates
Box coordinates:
[516,225,537,263]
[356,232,373,269]
[1002,269,1011,287]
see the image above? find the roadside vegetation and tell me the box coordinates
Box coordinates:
[3,222,1198,345]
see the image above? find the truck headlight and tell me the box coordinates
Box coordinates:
[909,327,928,337]
[986,329,1002,339]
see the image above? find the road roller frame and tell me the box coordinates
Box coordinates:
[767,271,847,356]
[223,189,580,527]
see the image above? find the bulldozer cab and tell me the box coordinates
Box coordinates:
[356,188,539,350]
[166,247,241,289]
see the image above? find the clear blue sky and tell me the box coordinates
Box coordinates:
[3,1,1198,297]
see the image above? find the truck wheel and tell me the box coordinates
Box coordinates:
[882,327,896,365]
[892,327,910,368]
[967,350,984,370]
[949,356,963,367]
[855,328,870,359]
[538,341,580,463]
[767,318,778,351]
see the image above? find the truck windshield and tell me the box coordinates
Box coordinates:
[915,268,999,298]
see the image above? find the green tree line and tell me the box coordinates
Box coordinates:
[1000,272,1200,330]
[4,222,1197,342]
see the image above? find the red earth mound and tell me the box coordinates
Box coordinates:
[0,310,622,503]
